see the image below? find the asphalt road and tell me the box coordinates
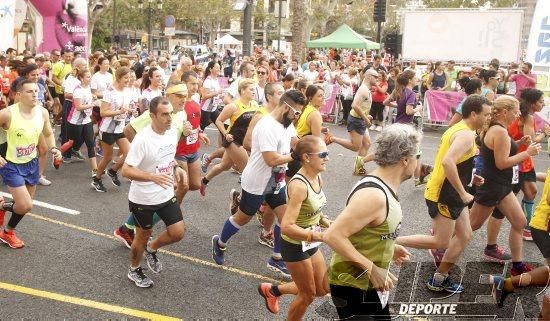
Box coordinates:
[0,123,548,320]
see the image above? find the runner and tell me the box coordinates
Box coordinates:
[324,124,418,320]
[258,135,330,317]
[68,69,98,177]
[468,95,541,277]
[175,72,210,201]
[91,67,135,192]
[324,69,378,175]
[200,79,259,196]
[139,67,163,113]
[122,97,186,288]
[490,165,550,312]
[90,57,113,100]
[396,95,491,293]
[211,90,304,279]
[0,80,62,248]
[113,85,192,248]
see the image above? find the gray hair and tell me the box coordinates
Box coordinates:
[374,124,422,167]
[179,57,192,66]
[72,57,87,68]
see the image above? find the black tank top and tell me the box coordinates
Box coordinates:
[480,123,518,185]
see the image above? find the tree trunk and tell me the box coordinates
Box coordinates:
[291,0,308,63]
[87,0,112,52]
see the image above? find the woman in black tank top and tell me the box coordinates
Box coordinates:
[469,96,540,275]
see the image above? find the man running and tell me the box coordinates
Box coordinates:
[396,95,491,293]
[113,86,192,248]
[211,90,305,277]
[122,97,186,288]
[0,80,62,248]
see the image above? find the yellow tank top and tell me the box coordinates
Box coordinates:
[531,167,550,231]
[6,104,44,164]
[257,106,269,116]
[295,104,316,138]
[424,120,476,206]
[228,99,259,132]
[349,87,372,118]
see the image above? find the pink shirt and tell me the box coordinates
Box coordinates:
[510,73,536,98]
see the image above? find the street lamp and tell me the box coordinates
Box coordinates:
[138,0,163,54]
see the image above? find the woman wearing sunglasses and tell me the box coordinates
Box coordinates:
[200,79,259,196]
[259,135,331,319]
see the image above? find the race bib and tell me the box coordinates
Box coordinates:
[186,128,199,145]
[301,225,322,252]
[273,167,286,195]
[512,165,519,184]
[156,161,175,175]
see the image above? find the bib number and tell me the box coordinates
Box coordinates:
[301,225,322,252]
[512,165,519,184]
[186,129,199,145]
[156,161,175,175]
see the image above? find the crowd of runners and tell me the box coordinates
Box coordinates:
[0,45,549,320]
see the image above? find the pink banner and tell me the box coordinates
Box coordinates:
[321,84,339,116]
[425,90,466,123]
[28,0,88,55]
[218,77,229,89]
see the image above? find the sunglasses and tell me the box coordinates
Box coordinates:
[284,101,301,117]
[308,151,329,159]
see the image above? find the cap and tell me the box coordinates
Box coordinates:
[364,69,379,77]
[166,83,188,95]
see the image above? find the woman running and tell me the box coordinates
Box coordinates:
[90,57,113,100]
[91,67,134,193]
[258,136,330,319]
[469,95,541,276]
[139,67,163,113]
[69,69,98,177]
[200,79,259,196]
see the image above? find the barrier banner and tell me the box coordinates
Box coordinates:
[0,0,15,52]
[424,90,466,123]
[321,84,339,116]
[218,77,229,89]
[28,0,87,55]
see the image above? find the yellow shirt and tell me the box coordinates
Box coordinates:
[531,167,550,231]
[295,104,316,138]
[6,104,44,164]
[52,61,72,94]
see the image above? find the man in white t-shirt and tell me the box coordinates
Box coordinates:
[211,90,305,277]
[223,61,261,105]
[122,97,187,288]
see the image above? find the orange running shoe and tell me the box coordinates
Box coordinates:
[0,209,5,228]
[0,229,25,249]
[258,283,280,314]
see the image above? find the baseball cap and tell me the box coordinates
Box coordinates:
[365,69,379,77]
[166,83,188,95]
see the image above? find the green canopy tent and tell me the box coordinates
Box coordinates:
[306,24,380,50]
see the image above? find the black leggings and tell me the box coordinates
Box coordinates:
[369,101,385,123]
[340,97,353,122]
[67,122,95,158]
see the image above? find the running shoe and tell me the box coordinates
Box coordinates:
[429,248,446,269]
[426,273,464,293]
[258,283,280,314]
[324,132,333,146]
[91,178,107,192]
[259,230,274,248]
[38,176,52,186]
[200,153,211,173]
[420,164,433,182]
[71,149,85,161]
[200,180,207,197]
[211,235,226,265]
[114,227,134,249]
[145,247,162,273]
[511,262,534,276]
[96,147,103,157]
[375,126,382,132]
[62,156,72,164]
[229,188,241,215]
[267,257,290,278]
[522,229,533,241]
[0,229,25,249]
[484,245,511,263]
[369,124,376,131]
[127,266,153,288]
[490,275,511,308]
[107,168,121,187]
[353,156,365,176]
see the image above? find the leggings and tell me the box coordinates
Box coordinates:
[369,101,385,123]
[340,97,353,122]
[67,122,96,158]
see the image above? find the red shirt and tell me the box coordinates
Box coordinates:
[508,117,534,172]
[176,100,202,156]
[371,80,388,103]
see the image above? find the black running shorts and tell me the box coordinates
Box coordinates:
[129,197,182,230]
[474,180,513,207]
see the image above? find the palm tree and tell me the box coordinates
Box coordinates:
[291,0,309,63]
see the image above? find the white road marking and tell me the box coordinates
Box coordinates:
[0,192,80,215]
